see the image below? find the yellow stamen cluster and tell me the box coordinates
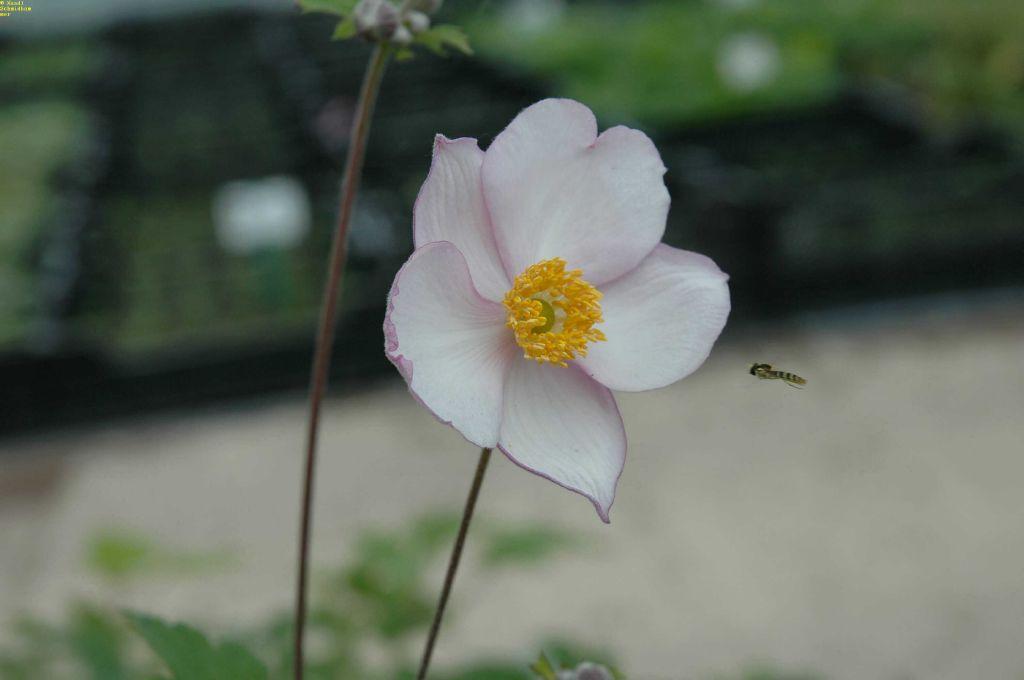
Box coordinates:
[503,258,606,367]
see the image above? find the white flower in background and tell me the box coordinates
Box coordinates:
[384,99,730,521]
[212,176,310,255]
[502,0,566,35]
[717,31,781,93]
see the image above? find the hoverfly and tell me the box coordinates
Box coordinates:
[749,363,807,388]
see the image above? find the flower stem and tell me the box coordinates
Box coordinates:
[293,43,391,680]
[417,447,493,680]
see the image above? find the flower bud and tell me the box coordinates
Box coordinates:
[404,10,431,34]
[353,0,400,40]
[557,662,614,680]
[392,24,414,45]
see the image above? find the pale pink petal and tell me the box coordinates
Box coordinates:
[482,98,669,285]
[384,241,517,447]
[578,244,730,392]
[414,135,510,302]
[498,361,626,522]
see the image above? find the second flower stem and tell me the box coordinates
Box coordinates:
[417,447,493,680]
[294,43,391,680]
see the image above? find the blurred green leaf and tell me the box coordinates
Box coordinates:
[343,532,435,638]
[415,24,473,56]
[69,605,128,680]
[125,611,268,680]
[410,512,460,555]
[481,525,579,568]
[470,0,1024,137]
[88,531,152,577]
[530,652,558,680]
[298,0,358,17]
[87,529,234,579]
[0,617,60,679]
[332,15,358,40]
[4,512,608,679]
[0,99,91,346]
[540,639,622,680]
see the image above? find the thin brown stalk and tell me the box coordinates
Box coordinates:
[417,447,493,680]
[293,43,391,680]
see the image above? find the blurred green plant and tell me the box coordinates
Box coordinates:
[470,0,1024,137]
[125,612,268,680]
[0,515,827,679]
[87,529,235,581]
[531,649,624,679]
[0,100,91,346]
[0,41,103,93]
[480,523,582,568]
[299,0,472,60]
[0,604,145,680]
[249,510,588,678]
[0,513,607,680]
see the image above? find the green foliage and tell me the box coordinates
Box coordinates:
[470,1,839,126]
[469,0,1024,137]
[337,511,460,640]
[0,617,65,679]
[125,612,268,680]
[241,511,591,678]
[302,0,361,49]
[88,531,151,578]
[69,607,130,680]
[480,524,579,568]
[0,605,152,680]
[0,514,829,679]
[87,529,234,580]
[0,513,607,679]
[0,99,91,347]
[415,25,474,56]
[530,651,558,680]
[298,0,358,17]
[332,15,358,40]
[0,41,103,92]
[536,639,624,680]
[299,0,472,57]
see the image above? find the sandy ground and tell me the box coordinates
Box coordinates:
[2,302,1023,679]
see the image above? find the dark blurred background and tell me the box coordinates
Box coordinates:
[2,2,1024,678]
[2,0,1022,434]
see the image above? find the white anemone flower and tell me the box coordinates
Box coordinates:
[384,99,730,522]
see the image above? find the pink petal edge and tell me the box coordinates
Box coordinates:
[497,364,627,524]
[384,240,514,448]
[412,134,509,302]
[481,98,669,286]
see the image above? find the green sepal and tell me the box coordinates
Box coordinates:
[530,652,559,680]
[332,14,358,40]
[413,24,473,56]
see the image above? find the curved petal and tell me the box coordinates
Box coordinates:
[578,244,730,392]
[385,241,517,447]
[482,98,669,285]
[414,135,510,302]
[498,361,626,523]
